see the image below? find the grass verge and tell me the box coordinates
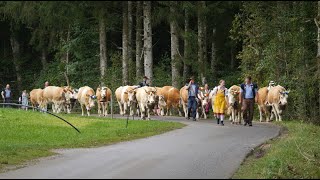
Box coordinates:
[233,120,320,179]
[0,108,185,172]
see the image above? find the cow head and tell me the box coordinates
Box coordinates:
[127,89,137,105]
[145,89,157,105]
[85,94,96,110]
[228,89,240,106]
[279,90,290,106]
[157,95,167,108]
[101,87,108,99]
[200,93,209,107]
[72,88,79,99]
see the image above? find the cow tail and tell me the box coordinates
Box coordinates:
[110,91,113,119]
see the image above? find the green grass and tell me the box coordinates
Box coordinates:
[233,121,320,179]
[0,108,185,172]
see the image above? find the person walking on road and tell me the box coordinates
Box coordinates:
[212,80,229,126]
[239,76,259,126]
[186,76,199,121]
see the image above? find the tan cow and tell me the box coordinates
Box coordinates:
[227,85,242,124]
[43,86,70,113]
[115,86,137,116]
[29,89,44,111]
[135,86,157,120]
[77,86,96,116]
[257,87,273,122]
[180,86,189,118]
[267,85,290,121]
[96,86,112,116]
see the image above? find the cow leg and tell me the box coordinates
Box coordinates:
[81,104,85,116]
[271,105,279,121]
[98,102,101,116]
[258,105,263,122]
[140,104,145,120]
[105,102,109,116]
[230,108,233,124]
[274,104,282,121]
[147,107,151,120]
[183,103,188,118]
[203,106,207,119]
[178,105,182,117]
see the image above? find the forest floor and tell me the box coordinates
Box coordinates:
[0,108,185,173]
[233,120,320,179]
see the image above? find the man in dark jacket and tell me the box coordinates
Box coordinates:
[1,84,13,108]
[186,76,199,121]
[138,76,150,88]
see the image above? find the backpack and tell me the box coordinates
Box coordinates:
[240,83,258,98]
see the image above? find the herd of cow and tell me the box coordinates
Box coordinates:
[29,83,289,123]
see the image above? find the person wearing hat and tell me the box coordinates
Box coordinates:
[137,76,150,88]
[265,80,275,106]
[185,76,199,121]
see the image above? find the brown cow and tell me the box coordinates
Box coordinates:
[267,85,290,121]
[96,86,112,116]
[77,86,96,116]
[157,86,181,116]
[29,89,44,111]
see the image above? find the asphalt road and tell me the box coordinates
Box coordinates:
[0,115,280,179]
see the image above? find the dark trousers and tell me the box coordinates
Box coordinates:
[4,98,11,108]
[242,98,254,124]
[188,96,197,119]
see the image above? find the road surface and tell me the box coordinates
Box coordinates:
[0,115,280,179]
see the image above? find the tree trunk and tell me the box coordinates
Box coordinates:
[315,1,320,118]
[170,1,179,88]
[122,1,129,85]
[99,12,107,86]
[9,34,22,92]
[183,7,190,83]
[136,1,143,81]
[64,27,70,87]
[202,11,207,85]
[41,49,47,71]
[211,28,216,79]
[197,1,205,84]
[143,1,153,84]
[128,1,133,83]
